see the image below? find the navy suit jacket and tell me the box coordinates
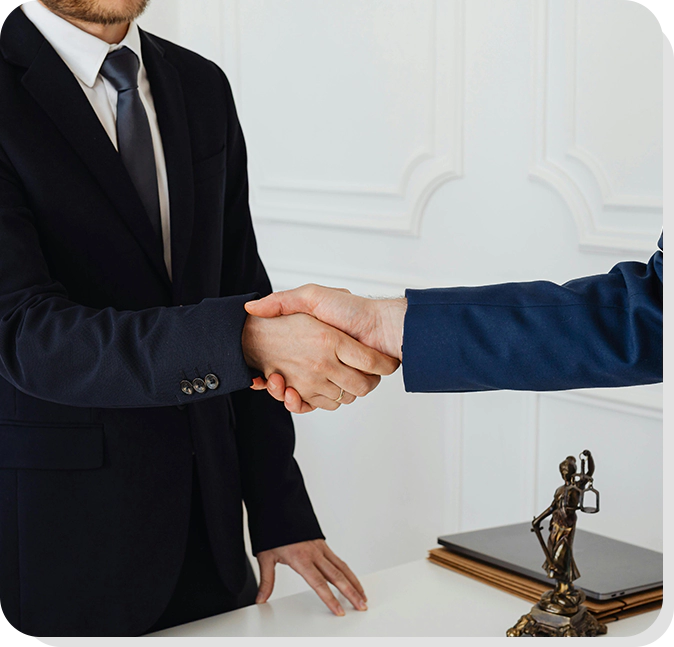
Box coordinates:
[0,8,322,637]
[402,236,663,392]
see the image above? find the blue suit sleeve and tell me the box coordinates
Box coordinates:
[402,236,663,392]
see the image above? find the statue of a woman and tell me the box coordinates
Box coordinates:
[531,450,596,615]
[507,450,605,636]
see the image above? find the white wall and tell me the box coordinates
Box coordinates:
[140,0,664,598]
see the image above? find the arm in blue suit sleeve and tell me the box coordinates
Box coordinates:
[0,144,255,409]
[402,236,663,392]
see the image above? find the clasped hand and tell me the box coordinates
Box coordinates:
[241,287,407,615]
[242,285,407,413]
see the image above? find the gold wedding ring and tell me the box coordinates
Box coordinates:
[334,388,345,403]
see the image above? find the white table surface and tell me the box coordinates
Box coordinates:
[150,559,659,637]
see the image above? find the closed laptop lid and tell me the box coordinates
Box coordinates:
[438,522,662,601]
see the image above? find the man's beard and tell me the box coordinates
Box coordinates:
[39,0,151,26]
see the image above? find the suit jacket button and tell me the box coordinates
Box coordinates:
[204,373,220,390]
[180,380,194,395]
[192,378,207,394]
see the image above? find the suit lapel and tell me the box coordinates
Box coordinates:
[3,9,171,287]
[140,32,195,303]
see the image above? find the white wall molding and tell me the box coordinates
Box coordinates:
[567,145,664,211]
[224,0,464,236]
[565,0,662,212]
[530,0,604,252]
[529,0,662,255]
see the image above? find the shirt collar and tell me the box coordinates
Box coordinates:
[21,1,143,89]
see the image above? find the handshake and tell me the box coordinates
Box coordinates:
[241,284,407,413]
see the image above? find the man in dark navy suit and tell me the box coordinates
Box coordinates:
[0,0,398,636]
[247,235,663,406]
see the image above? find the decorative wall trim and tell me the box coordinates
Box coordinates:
[565,0,663,211]
[529,0,601,251]
[567,146,664,211]
[529,0,662,255]
[225,0,465,236]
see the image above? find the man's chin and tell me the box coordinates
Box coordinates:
[39,0,151,26]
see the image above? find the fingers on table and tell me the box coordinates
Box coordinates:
[300,563,346,616]
[323,549,367,602]
[256,555,276,604]
[316,557,368,612]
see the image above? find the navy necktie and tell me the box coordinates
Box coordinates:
[100,47,162,237]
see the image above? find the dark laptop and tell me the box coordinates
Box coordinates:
[438,522,662,601]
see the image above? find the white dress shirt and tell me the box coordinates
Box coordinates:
[22,1,173,280]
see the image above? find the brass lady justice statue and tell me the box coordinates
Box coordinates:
[507,450,607,637]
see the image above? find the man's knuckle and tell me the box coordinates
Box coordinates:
[332,569,347,582]
[353,380,370,398]
[311,577,328,589]
[305,283,320,297]
[319,356,334,372]
[361,353,378,373]
[308,358,326,374]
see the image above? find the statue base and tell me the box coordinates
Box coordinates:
[507,603,608,637]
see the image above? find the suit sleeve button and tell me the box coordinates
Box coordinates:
[180,380,194,395]
[192,378,207,394]
[204,374,220,390]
